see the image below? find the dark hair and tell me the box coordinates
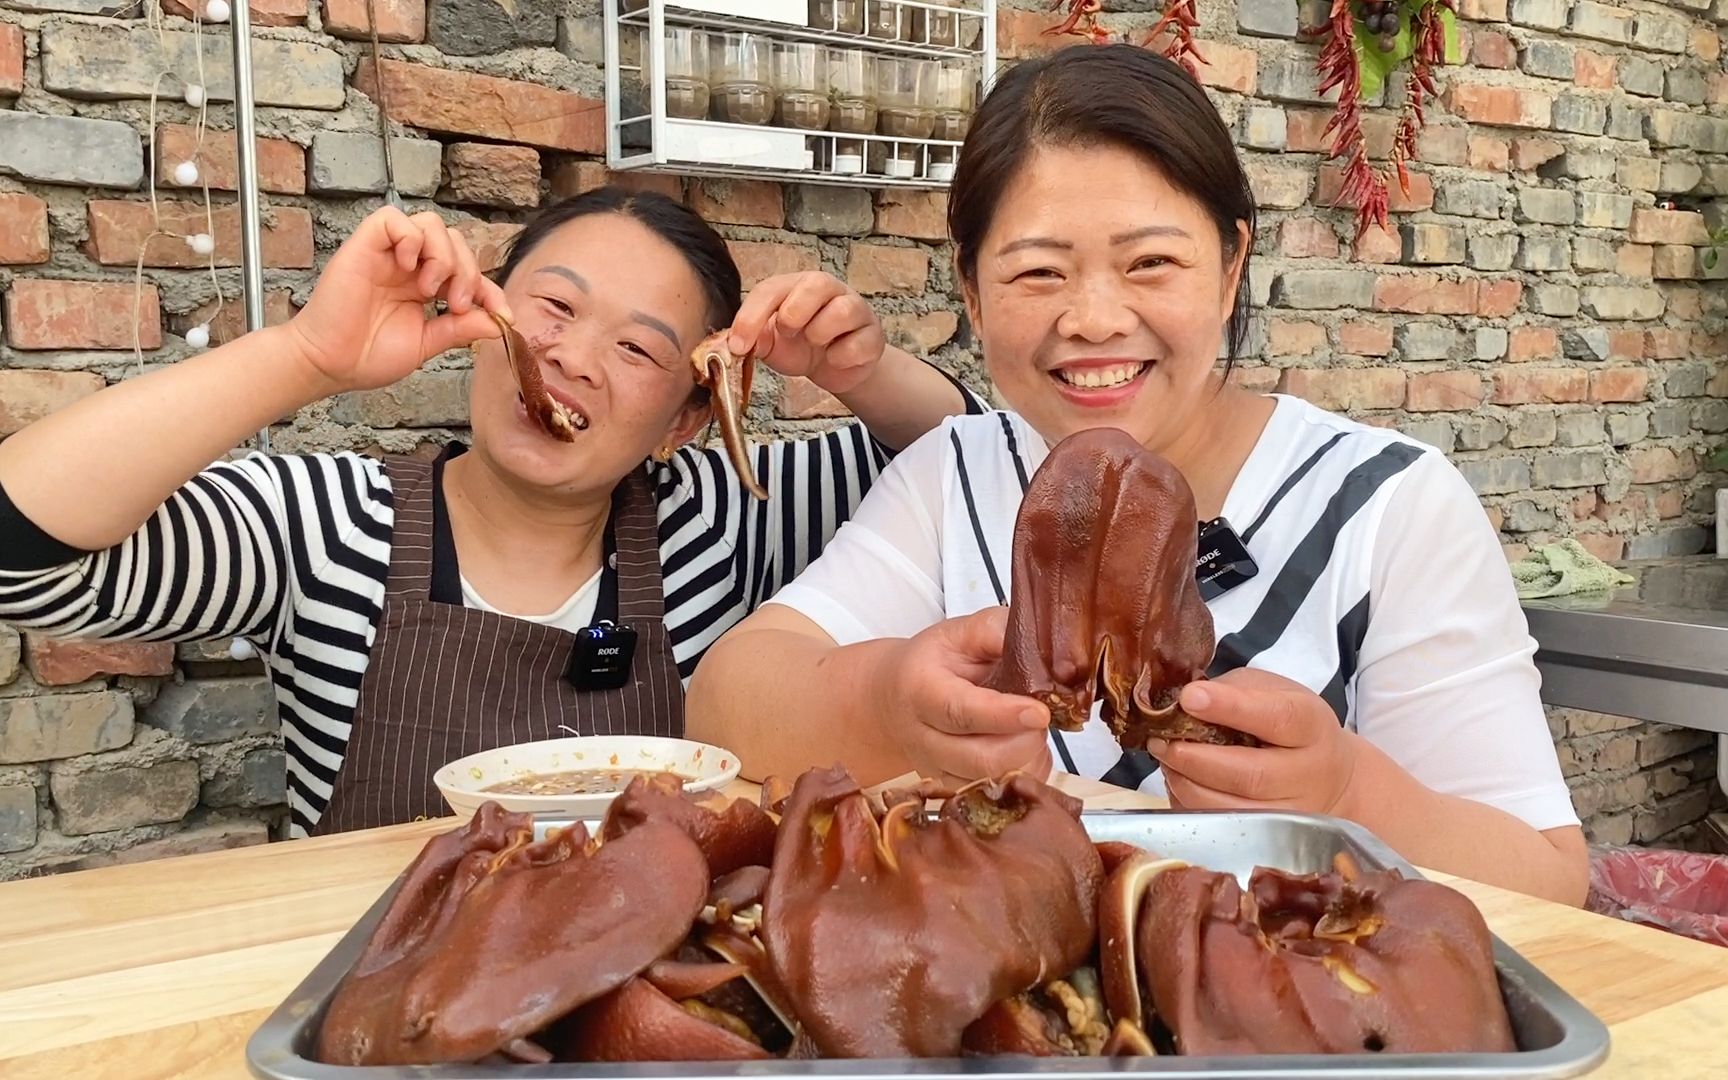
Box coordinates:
[948,45,1258,364]
[496,186,743,335]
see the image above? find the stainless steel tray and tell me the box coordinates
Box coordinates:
[247,810,1610,1079]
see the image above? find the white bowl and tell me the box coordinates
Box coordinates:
[433,735,742,821]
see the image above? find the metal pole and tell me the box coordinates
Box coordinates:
[228,0,272,453]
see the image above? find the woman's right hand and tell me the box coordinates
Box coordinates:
[870,607,1054,787]
[285,207,513,395]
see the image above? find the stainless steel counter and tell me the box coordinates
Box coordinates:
[1521,555,1728,735]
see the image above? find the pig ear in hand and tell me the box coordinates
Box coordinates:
[691,331,767,500]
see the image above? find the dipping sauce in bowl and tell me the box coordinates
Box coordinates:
[482,767,689,797]
[434,735,742,820]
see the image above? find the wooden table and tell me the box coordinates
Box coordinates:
[1,775,1725,1079]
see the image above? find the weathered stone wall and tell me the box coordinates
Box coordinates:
[0,0,1723,874]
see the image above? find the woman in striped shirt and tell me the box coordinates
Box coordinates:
[0,187,980,837]
[688,47,1588,904]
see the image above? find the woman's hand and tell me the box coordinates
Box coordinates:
[1149,668,1362,815]
[727,271,887,397]
[869,607,1054,788]
[285,207,512,395]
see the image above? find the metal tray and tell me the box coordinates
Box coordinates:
[247,810,1610,1080]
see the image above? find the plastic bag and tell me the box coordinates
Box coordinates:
[1585,845,1728,949]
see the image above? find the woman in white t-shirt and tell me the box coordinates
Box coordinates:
[687,45,1587,904]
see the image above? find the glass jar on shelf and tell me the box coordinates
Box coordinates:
[928,56,974,180]
[775,42,830,130]
[827,47,877,175]
[864,0,906,40]
[876,55,936,177]
[658,27,711,122]
[809,0,865,34]
[711,31,775,126]
[908,3,960,47]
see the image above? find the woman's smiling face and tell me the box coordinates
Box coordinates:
[963,141,1249,455]
[468,211,716,496]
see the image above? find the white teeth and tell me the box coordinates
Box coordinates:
[1057,363,1145,389]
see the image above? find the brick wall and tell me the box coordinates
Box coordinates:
[0,0,1723,874]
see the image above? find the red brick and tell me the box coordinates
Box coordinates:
[0,370,107,436]
[875,190,947,241]
[0,193,49,265]
[1477,279,1523,318]
[1407,371,1486,412]
[1576,533,1624,563]
[1227,367,1280,392]
[998,7,1065,59]
[1571,492,1598,521]
[1589,368,1648,403]
[439,143,541,210]
[1336,322,1395,357]
[1491,368,1587,405]
[547,160,683,202]
[847,243,929,296]
[1511,137,1563,172]
[1655,488,1685,519]
[1574,51,1617,90]
[1508,326,1560,362]
[1289,110,1395,158]
[451,220,524,274]
[1277,368,1406,411]
[163,0,305,22]
[1267,319,1326,357]
[324,0,425,42]
[882,311,959,354]
[1695,331,1728,363]
[0,23,22,98]
[1668,289,1703,323]
[1628,448,1696,484]
[1373,274,1478,315]
[355,59,603,153]
[1617,244,1654,279]
[1628,209,1709,246]
[1501,542,1530,563]
[1695,28,1721,64]
[689,178,784,228]
[1607,330,1645,360]
[1195,41,1256,95]
[1352,223,1403,264]
[1644,329,1689,360]
[1457,0,1507,19]
[1317,165,1434,213]
[4,280,162,351]
[1484,506,1504,532]
[1468,30,1517,69]
[778,376,850,419]
[171,289,297,346]
[728,240,819,290]
[155,125,306,196]
[1468,135,1510,171]
[1443,84,1552,129]
[26,637,175,686]
[1278,219,1340,259]
[86,201,314,270]
[1417,125,1469,165]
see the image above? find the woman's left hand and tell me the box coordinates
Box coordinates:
[1148,668,1362,816]
[727,272,886,397]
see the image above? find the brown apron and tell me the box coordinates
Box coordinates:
[313,454,684,834]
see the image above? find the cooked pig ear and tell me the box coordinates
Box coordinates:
[495,312,578,443]
[691,333,767,501]
[1097,849,1187,1031]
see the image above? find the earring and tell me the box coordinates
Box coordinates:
[653,445,674,463]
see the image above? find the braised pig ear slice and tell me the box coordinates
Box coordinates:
[601,771,778,879]
[1136,863,1516,1056]
[315,810,710,1066]
[494,312,581,441]
[985,426,1256,750]
[691,330,768,500]
[760,766,1104,1059]
[557,973,775,1063]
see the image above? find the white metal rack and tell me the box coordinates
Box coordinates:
[602,0,996,190]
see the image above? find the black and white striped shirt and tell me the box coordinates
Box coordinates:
[0,408,977,837]
[770,397,1580,833]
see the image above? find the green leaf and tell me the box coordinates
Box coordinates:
[1707,248,1721,272]
[1439,7,1462,64]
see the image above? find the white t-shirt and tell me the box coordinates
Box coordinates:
[768,396,1580,832]
[461,569,603,634]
